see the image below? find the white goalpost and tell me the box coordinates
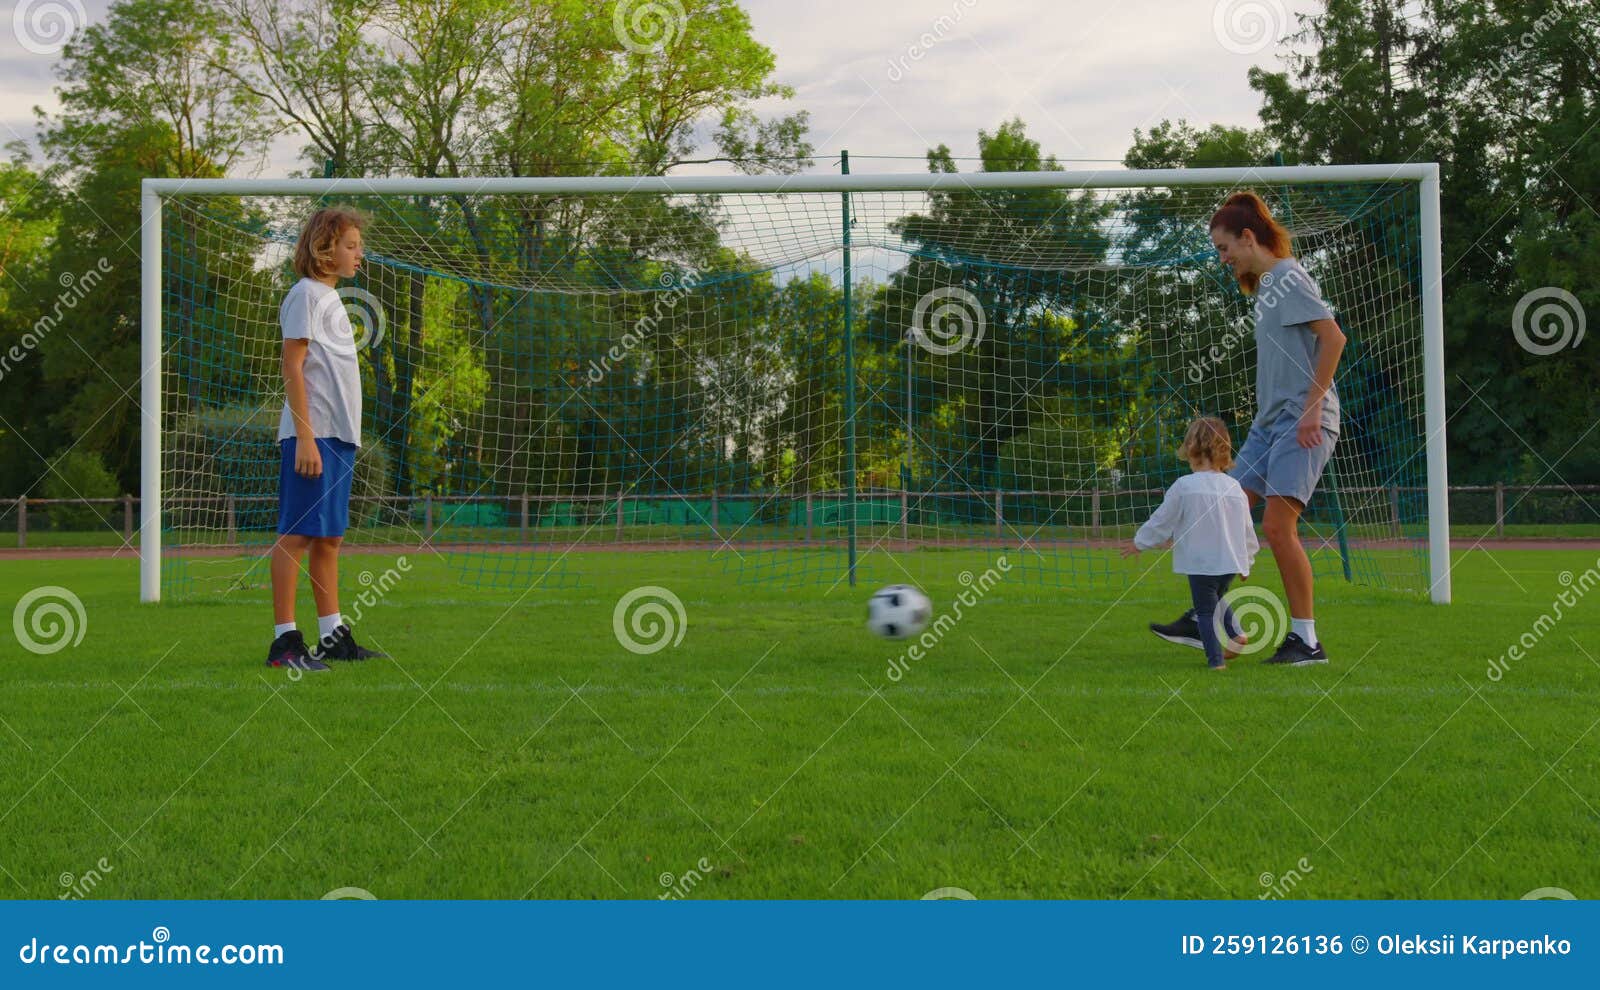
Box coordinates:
[140,163,1450,604]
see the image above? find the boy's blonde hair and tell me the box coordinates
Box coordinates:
[293,206,365,280]
[1178,416,1234,471]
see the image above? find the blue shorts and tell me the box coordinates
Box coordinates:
[278,437,357,537]
[1230,422,1336,507]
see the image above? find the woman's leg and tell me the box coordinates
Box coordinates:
[1263,495,1313,621]
[271,534,312,626]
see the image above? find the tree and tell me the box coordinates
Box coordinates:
[1115,120,1278,461]
[878,118,1114,493]
[216,0,385,177]
[46,0,273,179]
[1251,0,1600,483]
[1123,120,1275,171]
[0,154,63,492]
[42,449,120,530]
[21,0,276,493]
[208,1,815,501]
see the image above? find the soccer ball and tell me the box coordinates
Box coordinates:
[867,584,932,639]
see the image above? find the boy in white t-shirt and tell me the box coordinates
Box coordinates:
[1123,416,1259,670]
[265,206,385,672]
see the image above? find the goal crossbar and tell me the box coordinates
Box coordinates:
[142,163,1436,198]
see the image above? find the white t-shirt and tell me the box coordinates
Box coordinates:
[276,277,363,446]
[1134,470,1259,576]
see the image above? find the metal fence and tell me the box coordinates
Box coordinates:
[2,484,1597,549]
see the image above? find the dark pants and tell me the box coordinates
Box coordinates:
[1188,574,1242,668]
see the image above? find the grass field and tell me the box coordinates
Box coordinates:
[1,545,1597,900]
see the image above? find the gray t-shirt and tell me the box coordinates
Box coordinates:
[276,277,364,446]
[1251,257,1340,435]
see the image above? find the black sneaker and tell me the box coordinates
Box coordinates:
[1263,632,1329,666]
[266,630,329,672]
[313,624,386,662]
[1149,609,1203,650]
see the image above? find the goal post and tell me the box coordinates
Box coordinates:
[139,163,1450,603]
[1419,164,1450,605]
[140,183,162,604]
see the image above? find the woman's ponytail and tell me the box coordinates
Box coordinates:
[1209,191,1292,294]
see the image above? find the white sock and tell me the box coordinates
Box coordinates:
[274,622,297,639]
[317,613,343,639]
[1292,618,1317,647]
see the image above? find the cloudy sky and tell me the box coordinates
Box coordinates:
[1,0,1320,175]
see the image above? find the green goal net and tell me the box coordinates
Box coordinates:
[148,167,1442,600]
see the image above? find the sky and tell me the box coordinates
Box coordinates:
[0,0,1321,175]
[733,0,1319,173]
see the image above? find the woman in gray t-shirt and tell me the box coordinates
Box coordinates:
[1147,192,1346,666]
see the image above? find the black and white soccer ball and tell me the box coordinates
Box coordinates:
[867,584,932,640]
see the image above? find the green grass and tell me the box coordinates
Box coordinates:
[1,546,1597,900]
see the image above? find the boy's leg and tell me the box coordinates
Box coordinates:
[1188,575,1225,668]
[271,534,313,626]
[308,536,343,621]
[306,535,384,660]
